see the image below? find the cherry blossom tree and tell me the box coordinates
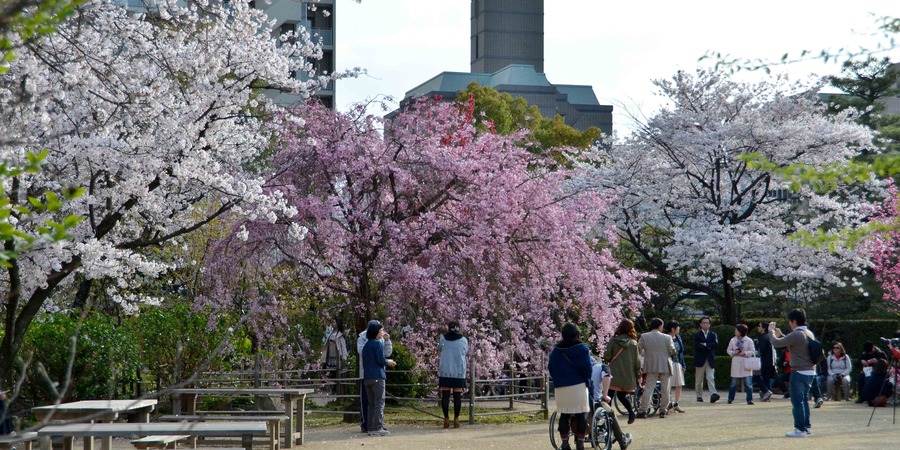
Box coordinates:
[204,99,650,372]
[867,181,900,311]
[0,0,328,380]
[579,70,881,324]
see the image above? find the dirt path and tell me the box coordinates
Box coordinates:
[298,392,899,449]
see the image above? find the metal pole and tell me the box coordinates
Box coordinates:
[469,353,476,424]
[509,350,515,410]
[542,353,549,419]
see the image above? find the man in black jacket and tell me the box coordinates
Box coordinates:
[693,316,720,403]
[757,322,776,402]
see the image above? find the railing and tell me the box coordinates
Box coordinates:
[195,355,549,424]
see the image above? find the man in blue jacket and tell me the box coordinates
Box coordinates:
[693,316,720,403]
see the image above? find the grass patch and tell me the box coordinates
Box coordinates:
[304,401,545,427]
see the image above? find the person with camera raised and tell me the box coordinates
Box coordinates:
[768,309,816,438]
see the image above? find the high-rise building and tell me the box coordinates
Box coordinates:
[259,0,336,108]
[393,0,612,135]
[471,0,543,74]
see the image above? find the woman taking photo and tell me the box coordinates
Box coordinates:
[438,321,468,428]
[826,342,852,401]
[548,323,592,450]
[604,319,641,424]
[726,324,756,405]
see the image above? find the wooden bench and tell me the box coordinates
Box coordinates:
[0,432,40,450]
[38,422,268,450]
[159,415,287,450]
[131,435,191,449]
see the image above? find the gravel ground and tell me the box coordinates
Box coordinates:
[95,390,898,450]
[296,391,898,449]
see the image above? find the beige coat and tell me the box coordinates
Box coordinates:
[638,329,676,375]
[727,336,756,378]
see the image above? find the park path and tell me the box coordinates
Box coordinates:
[298,391,899,449]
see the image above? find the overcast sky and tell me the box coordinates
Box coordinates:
[334,0,900,135]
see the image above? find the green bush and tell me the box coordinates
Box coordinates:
[384,342,431,399]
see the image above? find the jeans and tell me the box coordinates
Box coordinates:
[789,372,814,432]
[810,375,825,400]
[359,379,369,431]
[728,376,753,403]
[364,378,386,432]
[759,365,774,396]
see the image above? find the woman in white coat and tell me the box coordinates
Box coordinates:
[726,324,756,405]
[826,342,852,401]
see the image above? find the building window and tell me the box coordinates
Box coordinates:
[309,5,333,30]
[313,50,333,76]
[475,35,479,59]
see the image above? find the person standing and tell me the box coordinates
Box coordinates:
[637,318,675,418]
[548,323,592,450]
[768,309,816,438]
[438,321,468,429]
[361,321,397,436]
[665,320,686,413]
[604,319,641,424]
[757,322,776,402]
[826,342,852,401]
[322,318,349,393]
[357,319,393,433]
[726,324,756,405]
[694,316,720,403]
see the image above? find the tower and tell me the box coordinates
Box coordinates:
[470,0,544,74]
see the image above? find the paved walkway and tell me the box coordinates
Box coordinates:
[299,391,899,449]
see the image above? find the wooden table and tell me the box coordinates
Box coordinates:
[168,388,313,447]
[33,400,158,450]
[37,422,267,450]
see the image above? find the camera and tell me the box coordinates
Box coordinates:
[879,337,900,347]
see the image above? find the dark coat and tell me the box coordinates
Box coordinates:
[759,332,776,368]
[548,342,592,388]
[693,329,718,368]
[604,335,641,391]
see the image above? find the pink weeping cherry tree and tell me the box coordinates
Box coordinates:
[203,99,650,372]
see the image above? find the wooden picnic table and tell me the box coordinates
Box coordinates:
[168,388,313,447]
[33,399,158,450]
[37,421,267,450]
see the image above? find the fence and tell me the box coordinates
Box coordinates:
[193,354,549,424]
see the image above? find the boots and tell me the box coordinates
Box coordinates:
[443,416,450,429]
[453,417,460,428]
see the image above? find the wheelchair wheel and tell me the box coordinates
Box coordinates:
[591,407,614,450]
[611,392,628,416]
[649,382,661,415]
[549,410,559,450]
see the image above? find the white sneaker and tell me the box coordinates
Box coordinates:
[785,429,807,438]
[368,429,390,436]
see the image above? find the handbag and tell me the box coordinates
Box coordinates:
[743,356,762,371]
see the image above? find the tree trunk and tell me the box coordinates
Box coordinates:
[720,265,737,325]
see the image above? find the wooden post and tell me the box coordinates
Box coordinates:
[468,354,476,424]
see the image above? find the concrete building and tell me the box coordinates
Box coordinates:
[257,0,336,108]
[394,0,612,135]
[119,0,336,108]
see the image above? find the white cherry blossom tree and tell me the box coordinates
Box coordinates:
[579,70,882,324]
[0,0,325,379]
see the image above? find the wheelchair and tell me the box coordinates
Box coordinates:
[612,380,661,416]
[548,402,614,450]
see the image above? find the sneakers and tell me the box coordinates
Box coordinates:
[710,393,720,403]
[747,401,755,405]
[368,429,390,436]
[658,411,667,418]
[621,432,632,450]
[814,398,824,408]
[761,391,772,402]
[785,429,808,438]
[727,399,733,404]
[634,412,647,419]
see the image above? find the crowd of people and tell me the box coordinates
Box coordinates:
[347,310,900,446]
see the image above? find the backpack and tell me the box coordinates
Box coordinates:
[804,332,826,365]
